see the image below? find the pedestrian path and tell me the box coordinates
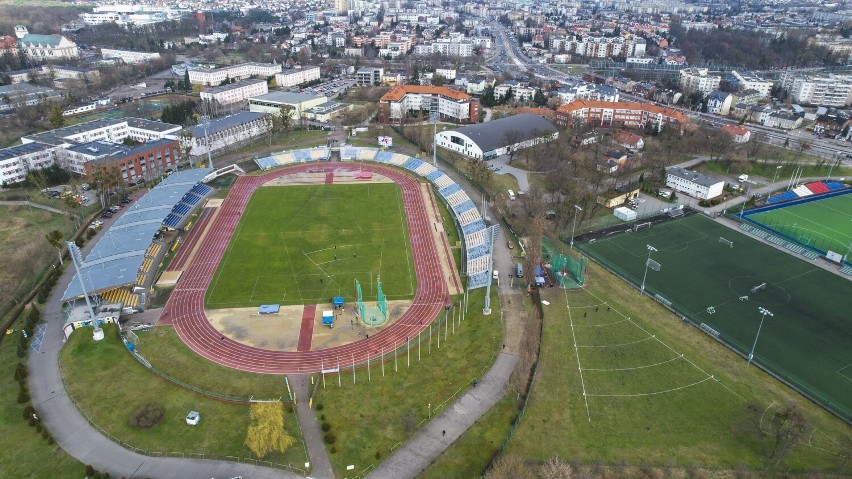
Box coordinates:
[291,375,334,479]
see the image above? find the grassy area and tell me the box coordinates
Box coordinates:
[579,214,852,422]
[746,192,852,254]
[205,184,416,308]
[549,64,587,74]
[507,261,849,472]
[699,159,852,182]
[134,326,287,399]
[61,324,307,467]
[313,287,502,477]
[419,394,517,479]
[0,205,69,317]
[228,129,329,158]
[0,312,85,478]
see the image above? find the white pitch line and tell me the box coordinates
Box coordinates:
[565,288,591,422]
[575,336,655,348]
[586,376,713,397]
[583,355,683,371]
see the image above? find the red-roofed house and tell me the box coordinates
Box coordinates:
[613,130,645,150]
[721,124,751,143]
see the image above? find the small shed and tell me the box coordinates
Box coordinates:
[614,207,637,222]
[332,296,344,308]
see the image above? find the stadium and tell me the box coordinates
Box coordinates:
[61,146,498,374]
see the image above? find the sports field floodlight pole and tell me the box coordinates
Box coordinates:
[67,241,103,341]
[570,205,583,250]
[748,307,773,366]
[772,164,782,184]
[640,245,657,294]
[431,111,439,166]
[200,115,213,169]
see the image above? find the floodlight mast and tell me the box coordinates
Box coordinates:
[570,204,583,250]
[67,241,103,341]
[748,307,773,366]
[640,245,657,294]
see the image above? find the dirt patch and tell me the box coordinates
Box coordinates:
[156,271,182,287]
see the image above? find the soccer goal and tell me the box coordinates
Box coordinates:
[750,282,767,293]
[634,222,652,232]
[668,208,685,218]
[719,237,734,248]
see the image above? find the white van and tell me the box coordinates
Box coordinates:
[507,189,516,201]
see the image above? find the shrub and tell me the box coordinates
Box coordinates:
[374,450,381,460]
[36,288,47,304]
[87,228,97,239]
[17,388,30,404]
[86,465,96,476]
[329,446,337,454]
[129,403,165,429]
[14,363,27,383]
[319,414,325,421]
[323,432,336,444]
[22,405,35,421]
[315,402,324,411]
[321,422,331,432]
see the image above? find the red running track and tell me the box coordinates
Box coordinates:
[168,207,214,272]
[297,305,316,352]
[164,163,449,374]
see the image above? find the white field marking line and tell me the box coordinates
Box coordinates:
[583,354,683,371]
[775,205,852,243]
[249,276,260,302]
[572,318,630,327]
[585,376,714,397]
[280,241,303,303]
[565,288,592,421]
[773,267,820,286]
[582,287,746,401]
[758,401,778,432]
[575,336,656,348]
[301,249,344,292]
[836,363,852,383]
[570,302,608,309]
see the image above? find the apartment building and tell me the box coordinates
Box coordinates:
[414,40,474,57]
[679,68,721,96]
[377,85,480,124]
[188,62,282,87]
[355,67,383,86]
[0,143,59,185]
[729,70,772,99]
[21,118,179,147]
[555,100,688,132]
[64,139,181,184]
[274,66,321,87]
[780,72,852,107]
[100,48,161,64]
[183,112,271,159]
[200,79,269,106]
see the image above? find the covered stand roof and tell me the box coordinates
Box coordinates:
[62,168,212,302]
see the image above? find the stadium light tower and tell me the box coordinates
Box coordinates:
[772,164,783,184]
[569,205,583,250]
[640,245,657,294]
[67,241,103,341]
[748,307,773,366]
[200,115,214,169]
[430,111,439,167]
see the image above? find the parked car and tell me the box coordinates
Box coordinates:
[101,211,113,218]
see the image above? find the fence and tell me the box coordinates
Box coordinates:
[56,355,308,476]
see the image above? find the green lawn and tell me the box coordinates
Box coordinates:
[313,288,502,477]
[418,395,517,479]
[745,192,852,255]
[133,326,287,399]
[578,214,852,423]
[433,188,463,269]
[0,313,84,479]
[61,324,307,468]
[507,262,849,472]
[205,184,416,308]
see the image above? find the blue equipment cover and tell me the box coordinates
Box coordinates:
[333,296,344,307]
[258,304,280,314]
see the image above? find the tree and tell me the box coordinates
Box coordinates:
[485,454,534,479]
[183,70,191,91]
[276,105,294,132]
[765,403,808,467]
[47,106,65,129]
[244,402,295,459]
[45,230,64,265]
[431,73,447,87]
[533,88,547,107]
[539,456,574,479]
[504,130,523,164]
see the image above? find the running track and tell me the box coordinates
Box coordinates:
[164,163,450,374]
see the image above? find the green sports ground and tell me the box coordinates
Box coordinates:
[744,191,852,258]
[205,183,416,308]
[578,214,852,422]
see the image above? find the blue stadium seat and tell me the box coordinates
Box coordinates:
[825,182,845,191]
[466,271,491,289]
[452,199,476,214]
[255,157,278,169]
[375,151,394,163]
[294,150,312,162]
[462,221,486,236]
[439,183,461,198]
[425,170,444,182]
[403,158,423,171]
[467,244,490,260]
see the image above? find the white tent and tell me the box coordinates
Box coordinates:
[614,207,637,221]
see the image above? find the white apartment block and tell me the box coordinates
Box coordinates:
[200,79,269,106]
[0,143,58,185]
[665,167,724,200]
[188,62,282,87]
[780,73,852,107]
[414,40,474,57]
[100,48,161,64]
[184,112,271,159]
[679,68,721,96]
[494,83,538,102]
[550,35,646,58]
[21,118,179,146]
[730,70,772,99]
[435,69,457,80]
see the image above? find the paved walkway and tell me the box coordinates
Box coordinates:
[291,375,334,479]
[29,205,302,479]
[366,353,518,479]
[485,155,531,192]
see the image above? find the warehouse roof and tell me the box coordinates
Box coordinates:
[443,114,557,153]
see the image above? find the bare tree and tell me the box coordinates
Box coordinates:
[504,130,523,164]
[486,454,534,479]
[539,456,574,479]
[766,403,808,467]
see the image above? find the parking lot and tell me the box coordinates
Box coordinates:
[296,79,355,98]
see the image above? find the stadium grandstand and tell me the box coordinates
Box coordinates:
[258,146,494,290]
[767,180,846,204]
[62,169,213,318]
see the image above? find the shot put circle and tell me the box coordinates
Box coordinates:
[728,275,791,307]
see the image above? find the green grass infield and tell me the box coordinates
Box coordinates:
[206,183,416,308]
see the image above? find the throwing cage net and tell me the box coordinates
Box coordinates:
[550,254,587,288]
[356,277,388,326]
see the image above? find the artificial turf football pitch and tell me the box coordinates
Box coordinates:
[578,214,852,422]
[743,191,852,257]
[205,183,416,309]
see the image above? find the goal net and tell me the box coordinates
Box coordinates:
[719,237,734,248]
[634,222,652,232]
[550,253,586,288]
